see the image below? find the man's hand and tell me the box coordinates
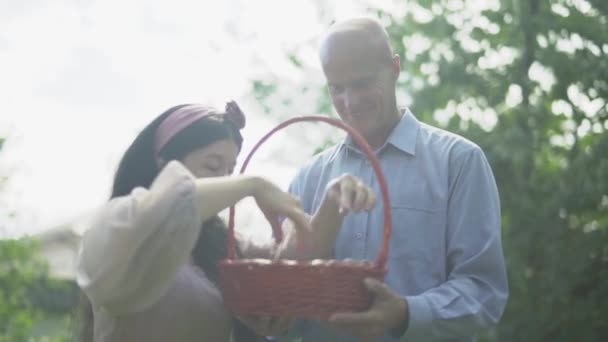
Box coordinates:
[324,173,376,215]
[326,278,409,340]
[238,315,293,337]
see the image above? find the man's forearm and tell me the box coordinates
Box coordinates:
[307,195,343,259]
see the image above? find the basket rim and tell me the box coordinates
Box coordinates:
[219,258,380,268]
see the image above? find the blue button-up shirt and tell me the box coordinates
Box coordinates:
[279,110,508,341]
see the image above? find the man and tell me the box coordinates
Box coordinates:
[280,17,508,341]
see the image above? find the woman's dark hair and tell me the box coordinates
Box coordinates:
[75,104,261,342]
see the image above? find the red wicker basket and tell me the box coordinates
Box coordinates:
[218,115,392,319]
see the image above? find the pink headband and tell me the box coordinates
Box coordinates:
[154,101,246,165]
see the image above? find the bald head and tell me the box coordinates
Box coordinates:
[319,18,394,72]
[317,18,402,149]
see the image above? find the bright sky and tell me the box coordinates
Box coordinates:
[0,0,379,239]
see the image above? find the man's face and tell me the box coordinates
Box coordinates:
[322,53,398,141]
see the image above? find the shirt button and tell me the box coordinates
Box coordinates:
[355,232,363,239]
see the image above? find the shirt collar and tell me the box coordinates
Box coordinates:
[342,108,419,156]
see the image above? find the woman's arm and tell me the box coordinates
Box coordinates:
[77,161,307,315]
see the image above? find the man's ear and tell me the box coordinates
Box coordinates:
[391,54,401,81]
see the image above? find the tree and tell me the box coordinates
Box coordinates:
[0,139,76,342]
[375,0,608,340]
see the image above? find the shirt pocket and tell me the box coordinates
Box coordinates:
[386,196,445,287]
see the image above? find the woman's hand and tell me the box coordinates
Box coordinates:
[250,177,311,240]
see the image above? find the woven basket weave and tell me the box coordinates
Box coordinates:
[218,116,392,319]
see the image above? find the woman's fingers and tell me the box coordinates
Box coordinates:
[256,186,311,236]
[282,194,310,232]
[286,207,312,233]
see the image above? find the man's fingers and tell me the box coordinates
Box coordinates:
[365,189,377,210]
[326,312,383,338]
[339,176,355,210]
[329,310,379,326]
[352,181,368,210]
[327,182,341,200]
[363,278,391,298]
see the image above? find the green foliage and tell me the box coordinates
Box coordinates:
[0,238,75,341]
[252,80,278,114]
[376,0,608,340]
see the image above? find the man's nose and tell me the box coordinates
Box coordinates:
[344,87,362,113]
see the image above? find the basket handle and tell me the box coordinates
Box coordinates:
[226,115,392,269]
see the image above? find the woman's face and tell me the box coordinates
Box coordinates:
[181,139,239,178]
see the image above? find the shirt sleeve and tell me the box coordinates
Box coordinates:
[401,146,509,340]
[287,160,318,215]
[287,168,305,204]
[76,161,204,315]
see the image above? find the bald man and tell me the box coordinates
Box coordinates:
[280,18,508,341]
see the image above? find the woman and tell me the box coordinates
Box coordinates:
[75,101,376,341]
